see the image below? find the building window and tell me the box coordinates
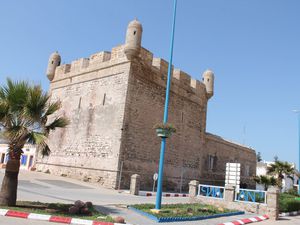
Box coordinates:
[208,155,214,170]
[244,165,250,176]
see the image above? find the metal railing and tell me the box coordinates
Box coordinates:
[198,184,225,199]
[235,188,266,204]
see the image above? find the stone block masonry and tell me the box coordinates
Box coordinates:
[37,19,257,190]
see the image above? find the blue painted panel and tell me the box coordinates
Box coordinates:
[21,155,27,165]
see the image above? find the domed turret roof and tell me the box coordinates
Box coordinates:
[202,69,214,77]
[50,51,61,59]
[128,19,142,30]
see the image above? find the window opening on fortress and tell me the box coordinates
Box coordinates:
[78,97,82,109]
[244,165,250,176]
[102,93,106,105]
[208,154,215,170]
[133,30,136,35]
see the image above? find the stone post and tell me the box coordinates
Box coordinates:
[266,186,280,220]
[224,184,235,202]
[189,180,199,197]
[130,174,140,195]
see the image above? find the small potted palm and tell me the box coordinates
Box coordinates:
[153,123,176,138]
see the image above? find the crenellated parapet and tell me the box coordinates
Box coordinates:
[150,57,207,99]
[46,19,214,100]
[48,48,210,101]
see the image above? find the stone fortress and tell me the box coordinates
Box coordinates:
[36,19,257,191]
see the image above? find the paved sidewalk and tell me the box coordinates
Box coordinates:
[0,169,189,206]
[258,215,300,225]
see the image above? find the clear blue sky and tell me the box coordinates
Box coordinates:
[1,0,300,168]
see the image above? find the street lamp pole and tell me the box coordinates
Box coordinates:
[155,0,178,210]
[293,110,300,195]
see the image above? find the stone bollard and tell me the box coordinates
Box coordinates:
[189,180,199,197]
[224,184,235,202]
[266,186,280,220]
[130,174,140,195]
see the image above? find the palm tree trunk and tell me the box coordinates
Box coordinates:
[0,159,20,206]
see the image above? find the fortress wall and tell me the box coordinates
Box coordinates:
[41,40,256,190]
[36,61,131,188]
[201,133,257,187]
[118,60,208,191]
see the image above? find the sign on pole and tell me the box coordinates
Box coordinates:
[225,163,241,192]
[153,173,158,192]
[153,173,158,181]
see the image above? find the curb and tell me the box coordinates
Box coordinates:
[0,208,131,225]
[138,192,188,197]
[280,210,300,216]
[129,206,244,223]
[218,214,269,225]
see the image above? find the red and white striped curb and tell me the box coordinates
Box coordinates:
[218,214,269,225]
[0,208,130,225]
[139,192,188,197]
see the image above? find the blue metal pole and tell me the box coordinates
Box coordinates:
[155,0,178,210]
[298,113,300,195]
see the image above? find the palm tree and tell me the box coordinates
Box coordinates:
[0,79,68,206]
[253,175,277,191]
[267,160,295,189]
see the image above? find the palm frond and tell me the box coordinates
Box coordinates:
[24,86,49,122]
[45,117,69,134]
[4,78,29,113]
[0,101,9,122]
[27,131,46,144]
[44,101,61,117]
[5,124,28,141]
[27,131,51,156]
[40,144,51,156]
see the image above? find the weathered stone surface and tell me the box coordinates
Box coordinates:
[130,174,140,195]
[189,180,199,197]
[113,216,125,224]
[37,20,256,191]
[74,200,85,208]
[69,206,79,214]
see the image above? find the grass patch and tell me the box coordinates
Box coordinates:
[130,203,236,218]
[1,201,113,222]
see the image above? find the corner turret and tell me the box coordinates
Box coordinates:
[202,69,214,99]
[46,51,61,81]
[124,19,143,60]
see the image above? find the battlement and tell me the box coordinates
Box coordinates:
[150,57,207,98]
[51,44,208,99]
[53,45,128,80]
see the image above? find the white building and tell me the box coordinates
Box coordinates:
[0,139,36,170]
[256,160,299,192]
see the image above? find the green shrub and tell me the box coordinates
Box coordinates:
[286,189,300,197]
[279,198,300,212]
